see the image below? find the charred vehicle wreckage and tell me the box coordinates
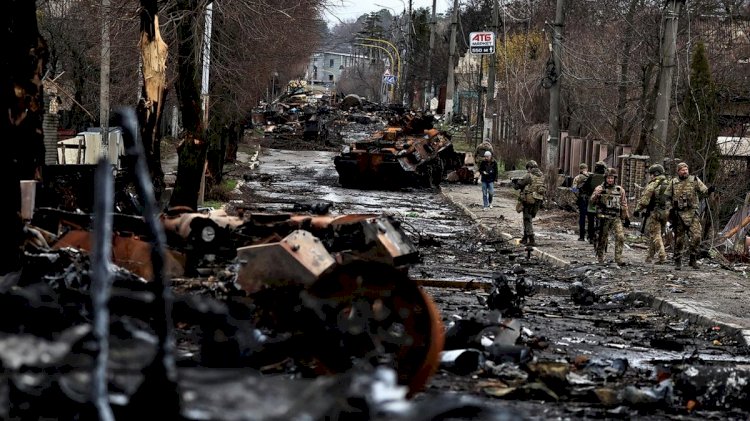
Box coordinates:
[3,109,451,419]
[334,112,470,188]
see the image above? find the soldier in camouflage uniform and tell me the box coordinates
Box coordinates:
[582,161,607,244]
[513,160,545,246]
[571,163,590,241]
[591,168,629,265]
[665,162,712,269]
[633,164,670,264]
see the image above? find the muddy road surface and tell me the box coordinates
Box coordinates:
[235,144,749,420]
[237,147,483,282]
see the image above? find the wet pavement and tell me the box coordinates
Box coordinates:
[233,142,750,419]
[442,182,750,347]
[238,148,481,282]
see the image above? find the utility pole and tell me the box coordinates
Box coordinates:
[477,55,484,149]
[426,0,437,111]
[546,0,565,174]
[403,0,412,107]
[488,0,499,145]
[100,0,111,160]
[198,2,213,206]
[651,0,684,164]
[201,2,213,128]
[445,0,459,122]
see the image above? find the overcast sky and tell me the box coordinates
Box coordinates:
[324,0,452,26]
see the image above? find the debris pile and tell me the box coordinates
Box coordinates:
[0,108,455,418]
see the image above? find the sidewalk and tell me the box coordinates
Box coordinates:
[441,182,750,346]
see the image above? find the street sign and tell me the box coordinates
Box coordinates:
[383,75,396,85]
[469,31,495,54]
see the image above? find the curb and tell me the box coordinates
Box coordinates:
[441,187,750,347]
[630,292,750,347]
[442,190,571,268]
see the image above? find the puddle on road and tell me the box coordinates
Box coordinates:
[239,136,750,419]
[243,147,468,230]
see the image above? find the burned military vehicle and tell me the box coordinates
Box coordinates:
[333,113,463,189]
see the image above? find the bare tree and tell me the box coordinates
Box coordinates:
[138,0,169,192]
[0,1,48,273]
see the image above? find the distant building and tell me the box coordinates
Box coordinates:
[305,51,368,94]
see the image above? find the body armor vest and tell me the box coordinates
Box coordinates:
[672,175,698,210]
[598,185,623,217]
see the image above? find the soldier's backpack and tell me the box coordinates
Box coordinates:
[525,173,546,203]
[650,178,669,211]
[581,173,603,197]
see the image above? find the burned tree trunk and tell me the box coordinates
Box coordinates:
[0,1,48,274]
[137,0,168,195]
[169,0,208,210]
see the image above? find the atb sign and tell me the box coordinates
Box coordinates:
[469,31,495,54]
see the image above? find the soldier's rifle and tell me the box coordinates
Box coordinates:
[640,210,650,234]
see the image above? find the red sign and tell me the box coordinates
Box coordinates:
[469,31,495,54]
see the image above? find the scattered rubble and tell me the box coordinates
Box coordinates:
[5,102,749,419]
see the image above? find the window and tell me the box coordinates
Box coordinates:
[329,59,334,67]
[328,75,334,82]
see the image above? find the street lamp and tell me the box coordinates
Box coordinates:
[272,71,278,99]
[356,37,401,100]
[355,43,397,103]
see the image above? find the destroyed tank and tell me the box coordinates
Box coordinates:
[334,126,459,188]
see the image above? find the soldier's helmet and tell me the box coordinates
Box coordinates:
[526,160,538,169]
[648,164,664,175]
[606,168,618,178]
[594,161,607,173]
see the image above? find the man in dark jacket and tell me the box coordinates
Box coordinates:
[479,150,498,208]
[571,163,590,241]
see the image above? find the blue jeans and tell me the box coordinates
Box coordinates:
[482,181,494,207]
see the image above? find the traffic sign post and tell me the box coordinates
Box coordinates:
[469,31,495,55]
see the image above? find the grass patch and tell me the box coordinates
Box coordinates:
[204,178,239,204]
[202,200,223,210]
[437,123,481,153]
[224,179,238,191]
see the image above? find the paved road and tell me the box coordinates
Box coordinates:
[236,145,750,346]
[442,181,750,346]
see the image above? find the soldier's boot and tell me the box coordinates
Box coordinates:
[645,256,653,264]
[689,254,699,269]
[527,235,536,247]
[657,254,667,264]
[597,254,604,264]
[520,235,528,244]
[675,257,682,270]
[578,227,586,241]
